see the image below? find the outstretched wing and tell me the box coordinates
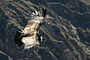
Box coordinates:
[14,31,23,46]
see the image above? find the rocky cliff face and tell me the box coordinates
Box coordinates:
[31,0,90,28]
[0,0,90,60]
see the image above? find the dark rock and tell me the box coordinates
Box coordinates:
[0,0,90,60]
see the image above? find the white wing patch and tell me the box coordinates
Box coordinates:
[22,34,39,49]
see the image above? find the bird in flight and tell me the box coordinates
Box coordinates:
[14,8,46,49]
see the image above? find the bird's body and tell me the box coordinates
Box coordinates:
[14,8,46,49]
[21,17,44,49]
[22,17,44,34]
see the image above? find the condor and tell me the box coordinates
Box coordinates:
[14,8,46,49]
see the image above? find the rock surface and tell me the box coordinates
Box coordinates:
[0,0,90,60]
